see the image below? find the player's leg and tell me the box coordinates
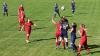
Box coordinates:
[70,34,77,51]
[77,39,85,56]
[61,37,65,49]
[18,20,21,31]
[26,30,31,43]
[20,20,25,31]
[84,40,90,54]
[63,32,68,49]
[56,10,60,18]
[70,38,77,51]
[58,36,62,48]
[56,33,60,48]
[6,10,8,16]
[72,7,75,16]
[64,37,68,49]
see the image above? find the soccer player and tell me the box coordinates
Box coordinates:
[71,0,75,15]
[18,11,25,31]
[77,24,90,56]
[58,16,70,49]
[52,16,61,49]
[70,22,77,52]
[18,4,24,16]
[3,2,8,16]
[24,19,33,43]
[54,3,61,17]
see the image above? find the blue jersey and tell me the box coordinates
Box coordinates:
[3,3,8,12]
[71,24,77,42]
[60,19,69,38]
[71,2,75,10]
[54,3,59,12]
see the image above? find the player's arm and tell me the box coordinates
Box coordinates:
[31,21,37,27]
[52,16,56,25]
[78,29,83,36]
[69,27,73,33]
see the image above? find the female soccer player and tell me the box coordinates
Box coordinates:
[77,24,90,56]
[18,11,25,31]
[18,4,24,16]
[58,16,70,49]
[3,2,8,16]
[54,3,60,17]
[70,22,77,51]
[24,19,33,43]
[71,0,75,15]
[52,16,61,48]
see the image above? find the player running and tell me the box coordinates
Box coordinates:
[54,3,61,17]
[52,16,61,49]
[24,19,33,43]
[3,2,8,16]
[70,22,77,52]
[71,0,75,15]
[77,24,90,56]
[58,16,70,49]
[18,11,25,31]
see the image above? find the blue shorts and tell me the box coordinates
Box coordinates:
[60,31,68,38]
[70,33,76,43]
[3,8,8,12]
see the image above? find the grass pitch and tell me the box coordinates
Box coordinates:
[0,0,100,56]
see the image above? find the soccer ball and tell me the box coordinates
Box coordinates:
[61,6,65,11]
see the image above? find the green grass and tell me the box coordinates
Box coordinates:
[0,0,100,56]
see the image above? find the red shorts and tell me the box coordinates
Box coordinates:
[19,19,25,26]
[56,31,61,39]
[79,37,87,46]
[26,29,31,35]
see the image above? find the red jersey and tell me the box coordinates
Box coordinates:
[18,6,24,13]
[25,22,33,31]
[80,27,87,40]
[56,22,61,33]
[19,11,25,20]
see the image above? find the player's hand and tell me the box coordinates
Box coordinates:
[34,24,37,27]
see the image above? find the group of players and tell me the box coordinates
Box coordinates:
[52,0,90,56]
[52,15,90,56]
[2,0,90,56]
[2,2,34,43]
[18,4,34,43]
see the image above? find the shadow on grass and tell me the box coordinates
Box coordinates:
[90,51,100,54]
[76,36,92,39]
[32,38,55,42]
[32,27,48,30]
[32,19,48,22]
[10,14,17,16]
[88,44,100,49]
[66,15,73,17]
[78,12,88,15]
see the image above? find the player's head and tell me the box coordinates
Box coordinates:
[3,2,6,5]
[61,16,68,22]
[80,24,85,28]
[61,16,65,21]
[72,22,77,27]
[20,4,23,7]
[27,19,30,22]
[55,3,57,5]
